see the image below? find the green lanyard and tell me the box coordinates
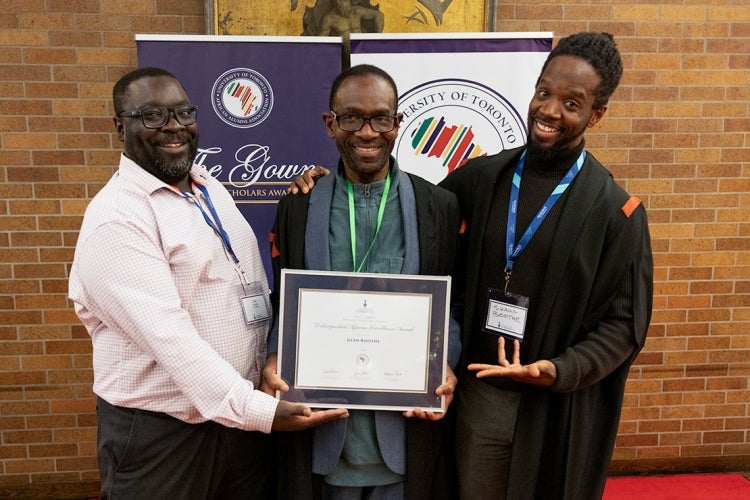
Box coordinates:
[347,172,391,273]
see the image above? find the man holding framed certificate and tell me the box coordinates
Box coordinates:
[264,64,462,500]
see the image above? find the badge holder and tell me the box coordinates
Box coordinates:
[240,293,270,325]
[483,287,529,341]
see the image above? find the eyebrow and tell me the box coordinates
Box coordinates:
[538,79,591,102]
[336,107,395,115]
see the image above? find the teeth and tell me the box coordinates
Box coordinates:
[537,122,556,133]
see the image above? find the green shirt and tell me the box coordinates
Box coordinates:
[325,166,406,487]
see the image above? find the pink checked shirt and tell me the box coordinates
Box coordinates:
[69,154,278,432]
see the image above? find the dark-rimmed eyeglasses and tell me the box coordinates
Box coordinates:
[330,111,398,133]
[118,105,198,129]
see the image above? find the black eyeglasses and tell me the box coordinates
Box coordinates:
[118,105,198,129]
[330,111,398,133]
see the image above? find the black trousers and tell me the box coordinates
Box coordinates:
[96,397,273,500]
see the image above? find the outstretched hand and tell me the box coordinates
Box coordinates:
[271,401,348,431]
[288,166,331,194]
[467,337,557,387]
[264,353,349,430]
[403,365,457,421]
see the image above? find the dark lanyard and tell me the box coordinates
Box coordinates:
[347,172,391,273]
[505,149,586,287]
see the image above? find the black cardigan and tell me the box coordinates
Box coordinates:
[440,147,653,500]
[268,170,462,500]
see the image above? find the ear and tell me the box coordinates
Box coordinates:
[114,117,125,142]
[322,112,335,138]
[587,106,607,128]
[394,112,404,131]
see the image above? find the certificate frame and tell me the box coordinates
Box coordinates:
[277,269,450,412]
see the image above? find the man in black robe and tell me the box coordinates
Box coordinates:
[265,64,461,500]
[439,32,653,499]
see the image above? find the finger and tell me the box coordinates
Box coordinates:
[307,408,349,426]
[258,380,275,396]
[435,369,457,395]
[512,339,521,365]
[498,337,507,366]
[285,402,312,418]
[473,368,504,379]
[423,409,446,421]
[288,176,311,194]
[298,177,311,194]
[262,363,290,392]
[266,374,290,393]
[299,174,314,193]
[404,408,442,421]
[467,363,498,371]
[435,382,454,396]
[313,166,331,178]
[526,361,542,378]
[273,404,348,431]
[288,177,306,194]
[405,408,424,419]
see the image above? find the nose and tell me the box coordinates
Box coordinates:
[356,119,379,138]
[162,109,185,130]
[538,98,562,118]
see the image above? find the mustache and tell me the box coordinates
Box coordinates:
[155,133,193,146]
[528,113,562,131]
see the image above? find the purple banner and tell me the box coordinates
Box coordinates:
[136,35,342,285]
[351,36,551,54]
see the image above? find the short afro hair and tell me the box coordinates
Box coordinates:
[328,64,398,112]
[540,32,623,109]
[112,67,181,115]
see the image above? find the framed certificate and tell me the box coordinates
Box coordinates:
[277,269,451,412]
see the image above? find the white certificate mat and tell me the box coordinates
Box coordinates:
[296,289,430,392]
[277,269,451,412]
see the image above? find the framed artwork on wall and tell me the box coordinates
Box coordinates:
[207,0,494,36]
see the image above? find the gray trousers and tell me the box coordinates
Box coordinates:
[322,481,405,500]
[454,376,521,500]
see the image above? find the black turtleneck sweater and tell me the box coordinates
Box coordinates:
[469,142,586,389]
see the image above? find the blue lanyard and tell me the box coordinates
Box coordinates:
[179,182,240,265]
[505,149,586,275]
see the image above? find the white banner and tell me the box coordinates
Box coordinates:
[351,32,553,184]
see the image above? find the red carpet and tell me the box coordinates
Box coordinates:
[603,473,750,499]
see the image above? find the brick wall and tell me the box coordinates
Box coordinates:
[492,1,750,473]
[0,0,748,494]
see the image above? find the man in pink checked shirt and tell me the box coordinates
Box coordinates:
[68,67,347,500]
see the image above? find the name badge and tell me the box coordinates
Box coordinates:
[240,293,270,325]
[483,287,529,341]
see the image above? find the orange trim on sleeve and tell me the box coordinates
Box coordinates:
[621,196,642,218]
[269,231,280,259]
[459,219,467,234]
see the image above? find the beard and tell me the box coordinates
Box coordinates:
[525,110,590,164]
[337,138,393,184]
[152,141,197,181]
[127,132,198,185]
[525,135,560,163]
